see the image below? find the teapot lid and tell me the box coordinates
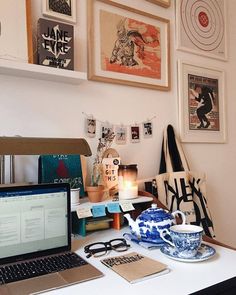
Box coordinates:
[138,203,173,222]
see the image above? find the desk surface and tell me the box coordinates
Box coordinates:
[44,227,236,295]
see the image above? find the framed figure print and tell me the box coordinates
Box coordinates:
[42,0,77,23]
[145,0,170,8]
[87,0,170,91]
[178,60,226,143]
[176,0,227,61]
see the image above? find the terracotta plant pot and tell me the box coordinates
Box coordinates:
[86,185,104,203]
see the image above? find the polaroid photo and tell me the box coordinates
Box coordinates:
[143,121,153,138]
[115,126,127,145]
[101,122,113,139]
[130,125,140,143]
[86,118,96,138]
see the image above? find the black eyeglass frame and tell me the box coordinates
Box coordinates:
[84,238,130,258]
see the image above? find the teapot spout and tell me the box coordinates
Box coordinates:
[124,213,140,236]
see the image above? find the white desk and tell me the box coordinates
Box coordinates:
[44,227,236,295]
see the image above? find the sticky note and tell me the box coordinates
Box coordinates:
[76,207,93,219]
[92,205,106,217]
[120,202,135,212]
[107,202,121,213]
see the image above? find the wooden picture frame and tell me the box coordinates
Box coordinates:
[178,60,226,143]
[0,0,30,63]
[87,0,170,91]
[176,0,227,61]
[145,0,171,8]
[42,0,77,23]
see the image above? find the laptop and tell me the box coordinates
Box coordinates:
[0,183,103,295]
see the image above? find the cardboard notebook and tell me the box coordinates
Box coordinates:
[101,252,169,283]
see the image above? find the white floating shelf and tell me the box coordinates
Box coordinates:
[71,196,153,212]
[0,59,87,84]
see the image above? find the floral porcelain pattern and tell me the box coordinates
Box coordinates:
[124,204,186,244]
[160,243,216,262]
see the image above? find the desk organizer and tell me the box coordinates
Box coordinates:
[71,196,153,237]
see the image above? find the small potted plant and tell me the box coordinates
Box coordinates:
[69,178,80,206]
[86,131,115,203]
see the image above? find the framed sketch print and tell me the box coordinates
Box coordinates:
[178,60,226,143]
[42,0,76,23]
[176,0,227,61]
[145,0,170,8]
[87,0,170,91]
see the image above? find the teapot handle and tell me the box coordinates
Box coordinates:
[172,210,186,225]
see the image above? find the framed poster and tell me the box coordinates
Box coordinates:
[178,60,226,143]
[87,0,170,91]
[42,0,77,23]
[176,0,227,61]
[145,0,170,8]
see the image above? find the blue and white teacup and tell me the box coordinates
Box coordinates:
[160,224,203,258]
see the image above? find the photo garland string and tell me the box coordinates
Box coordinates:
[82,112,156,144]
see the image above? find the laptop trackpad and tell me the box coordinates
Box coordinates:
[6,273,66,295]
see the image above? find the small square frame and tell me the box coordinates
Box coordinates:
[42,0,77,23]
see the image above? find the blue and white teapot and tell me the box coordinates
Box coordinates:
[124,204,186,244]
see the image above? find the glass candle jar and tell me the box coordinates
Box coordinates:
[118,164,138,199]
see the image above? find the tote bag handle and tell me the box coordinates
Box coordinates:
[162,125,189,172]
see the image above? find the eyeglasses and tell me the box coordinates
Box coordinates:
[84,238,130,258]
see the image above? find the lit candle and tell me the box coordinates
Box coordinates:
[119,180,138,199]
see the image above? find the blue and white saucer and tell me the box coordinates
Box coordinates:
[160,243,216,262]
[123,233,165,249]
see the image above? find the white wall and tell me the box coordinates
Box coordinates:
[0,0,235,247]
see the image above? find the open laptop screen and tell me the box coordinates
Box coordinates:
[0,183,71,264]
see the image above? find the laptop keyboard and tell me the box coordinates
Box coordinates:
[0,252,88,285]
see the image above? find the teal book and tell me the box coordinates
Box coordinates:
[38,155,85,196]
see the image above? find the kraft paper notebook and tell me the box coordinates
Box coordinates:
[101,252,169,283]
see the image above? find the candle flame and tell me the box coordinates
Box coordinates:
[124,180,133,189]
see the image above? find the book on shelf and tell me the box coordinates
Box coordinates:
[37,18,74,70]
[38,154,85,196]
[86,216,113,231]
[101,251,169,283]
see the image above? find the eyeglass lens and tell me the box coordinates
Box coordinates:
[85,242,108,258]
[110,239,129,252]
[84,239,130,258]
